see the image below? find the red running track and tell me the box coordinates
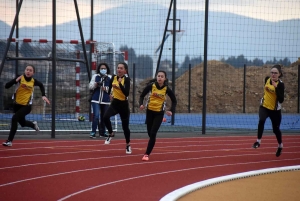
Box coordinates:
[0,135,299,201]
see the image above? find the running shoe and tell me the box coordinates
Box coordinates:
[99,132,109,137]
[252,141,260,149]
[33,121,40,131]
[104,137,112,145]
[276,147,282,157]
[126,144,132,154]
[90,132,96,139]
[2,140,12,147]
[142,155,149,161]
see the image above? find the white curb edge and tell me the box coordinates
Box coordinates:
[160,165,300,201]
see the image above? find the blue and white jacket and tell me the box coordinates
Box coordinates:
[89,74,112,104]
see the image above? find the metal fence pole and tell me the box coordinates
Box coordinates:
[298,65,300,113]
[188,63,191,113]
[132,63,136,113]
[243,64,246,113]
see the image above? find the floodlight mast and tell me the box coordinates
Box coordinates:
[153,34,171,77]
[154,0,173,78]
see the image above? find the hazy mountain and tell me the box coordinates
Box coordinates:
[1,2,299,63]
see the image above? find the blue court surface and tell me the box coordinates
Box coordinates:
[0,113,299,132]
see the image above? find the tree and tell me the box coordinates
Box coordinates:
[180,55,191,69]
[235,55,248,67]
[135,55,153,79]
[278,57,291,66]
[252,58,264,66]
[265,57,278,65]
[119,45,137,77]
[190,55,203,67]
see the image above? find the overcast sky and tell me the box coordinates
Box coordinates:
[0,0,299,27]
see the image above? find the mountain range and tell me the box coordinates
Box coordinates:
[0,2,299,64]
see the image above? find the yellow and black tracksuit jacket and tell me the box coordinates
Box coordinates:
[260,77,285,110]
[139,82,177,113]
[5,75,46,105]
[108,74,130,101]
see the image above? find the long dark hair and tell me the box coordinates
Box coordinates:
[25,64,36,73]
[96,62,110,74]
[146,70,168,86]
[272,64,283,78]
[118,62,130,78]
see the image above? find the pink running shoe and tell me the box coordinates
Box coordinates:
[142,155,149,161]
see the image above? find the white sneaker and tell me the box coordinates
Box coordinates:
[2,140,12,147]
[104,137,112,145]
[33,121,40,131]
[126,144,132,154]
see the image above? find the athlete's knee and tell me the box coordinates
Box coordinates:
[19,122,26,127]
[258,119,266,125]
[272,126,281,134]
[11,115,20,122]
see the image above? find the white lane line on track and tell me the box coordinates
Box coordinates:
[56,158,300,201]
[1,136,299,154]
[1,135,299,152]
[0,152,299,188]
[0,146,299,170]
[1,142,299,159]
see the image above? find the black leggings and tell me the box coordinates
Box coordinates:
[8,104,35,141]
[145,109,164,155]
[257,106,282,144]
[98,104,109,135]
[103,99,130,144]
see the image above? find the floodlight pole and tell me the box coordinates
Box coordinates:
[0,0,24,76]
[155,0,173,76]
[15,0,20,76]
[90,0,94,70]
[170,0,176,125]
[51,0,57,139]
[74,0,91,80]
[202,0,209,134]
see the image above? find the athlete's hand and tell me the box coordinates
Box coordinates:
[42,96,50,104]
[272,81,278,88]
[16,75,23,82]
[166,111,172,116]
[109,94,114,101]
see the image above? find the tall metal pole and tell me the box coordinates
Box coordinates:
[171,0,176,125]
[156,0,173,76]
[188,63,191,113]
[298,65,300,113]
[88,0,94,128]
[202,0,209,134]
[51,0,57,138]
[15,0,19,76]
[243,64,246,113]
[74,0,91,80]
[90,0,94,70]
[0,0,23,76]
[132,63,136,113]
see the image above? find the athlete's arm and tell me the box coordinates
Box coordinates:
[34,79,46,96]
[5,76,20,89]
[139,84,152,106]
[107,75,114,95]
[166,87,177,113]
[118,76,130,97]
[276,82,285,103]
